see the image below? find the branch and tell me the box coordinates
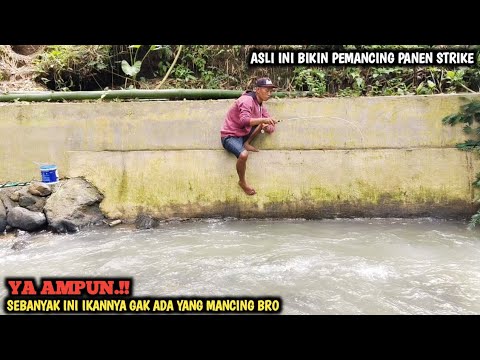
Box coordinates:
[459,83,477,93]
[155,45,183,89]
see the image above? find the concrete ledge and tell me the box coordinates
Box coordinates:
[2,94,480,219]
[1,94,479,182]
[67,148,477,220]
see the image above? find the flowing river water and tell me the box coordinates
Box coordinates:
[1,217,479,315]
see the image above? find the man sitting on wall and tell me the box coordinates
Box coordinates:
[220,77,278,196]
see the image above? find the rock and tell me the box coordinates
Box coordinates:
[50,220,79,233]
[0,189,19,212]
[6,207,47,232]
[0,199,6,233]
[11,240,28,251]
[20,194,46,212]
[135,214,157,229]
[44,178,104,233]
[19,196,36,208]
[14,187,47,212]
[8,191,20,202]
[28,182,52,197]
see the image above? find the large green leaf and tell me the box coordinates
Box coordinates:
[121,60,142,77]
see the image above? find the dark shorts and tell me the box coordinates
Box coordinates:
[221,127,256,158]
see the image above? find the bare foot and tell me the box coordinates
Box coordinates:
[238,181,256,195]
[244,143,259,152]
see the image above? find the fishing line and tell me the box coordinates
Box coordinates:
[263,115,366,147]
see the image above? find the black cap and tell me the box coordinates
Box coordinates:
[255,77,277,88]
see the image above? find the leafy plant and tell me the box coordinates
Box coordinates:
[27,44,480,94]
[443,100,480,228]
[120,45,165,87]
[34,45,111,90]
[292,67,326,96]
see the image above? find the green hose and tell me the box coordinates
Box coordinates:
[0,89,313,102]
[0,181,31,188]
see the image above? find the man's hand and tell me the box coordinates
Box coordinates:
[261,119,277,134]
[262,117,277,125]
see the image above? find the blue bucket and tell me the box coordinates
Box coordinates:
[40,165,59,184]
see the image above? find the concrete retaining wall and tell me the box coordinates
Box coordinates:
[1,93,479,219]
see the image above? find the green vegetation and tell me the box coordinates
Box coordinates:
[443,100,480,228]
[27,45,480,95]
[34,45,112,90]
